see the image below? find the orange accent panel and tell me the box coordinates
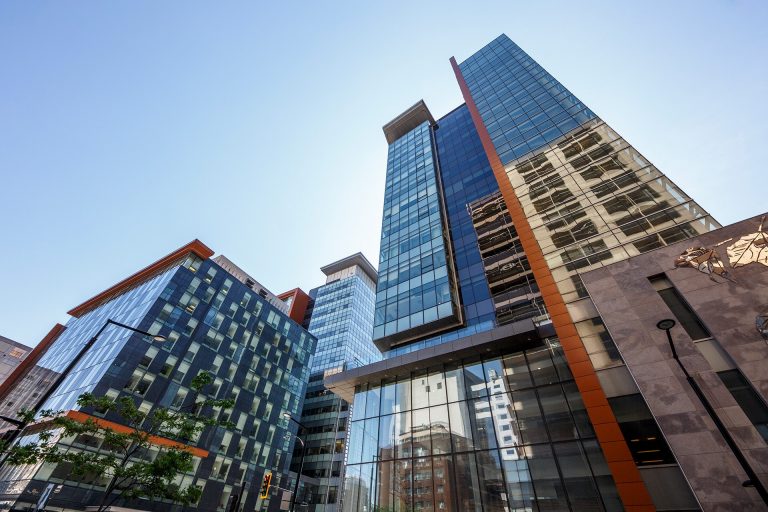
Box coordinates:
[65,411,208,458]
[581,388,610,408]
[594,422,627,443]
[68,239,214,318]
[564,346,590,364]
[451,57,654,509]
[0,324,66,402]
[574,373,603,392]
[601,440,634,463]
[616,482,656,506]
[277,288,311,325]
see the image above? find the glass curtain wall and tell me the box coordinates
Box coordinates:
[344,340,622,512]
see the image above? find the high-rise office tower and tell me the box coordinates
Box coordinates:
[327,35,722,511]
[286,253,380,511]
[0,241,316,512]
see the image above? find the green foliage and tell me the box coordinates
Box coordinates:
[3,371,232,512]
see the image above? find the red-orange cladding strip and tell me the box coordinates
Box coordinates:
[276,288,312,325]
[0,323,66,403]
[68,239,214,318]
[65,410,209,458]
[450,57,655,510]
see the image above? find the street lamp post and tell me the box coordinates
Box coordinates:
[0,319,166,467]
[656,319,768,504]
[283,412,308,512]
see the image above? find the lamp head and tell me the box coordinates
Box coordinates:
[656,319,676,331]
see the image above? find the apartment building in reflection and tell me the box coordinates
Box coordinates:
[322,34,764,511]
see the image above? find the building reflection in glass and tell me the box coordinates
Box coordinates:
[344,339,619,511]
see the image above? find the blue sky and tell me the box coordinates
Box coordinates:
[1,1,766,347]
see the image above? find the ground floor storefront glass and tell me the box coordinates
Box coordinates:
[342,339,622,512]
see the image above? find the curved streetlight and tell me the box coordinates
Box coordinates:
[283,412,308,512]
[656,319,768,504]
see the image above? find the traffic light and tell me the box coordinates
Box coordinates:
[259,472,272,499]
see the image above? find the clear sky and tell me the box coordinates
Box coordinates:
[1,1,766,347]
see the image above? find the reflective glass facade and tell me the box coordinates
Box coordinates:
[0,251,316,512]
[291,257,380,512]
[309,265,379,372]
[334,33,719,512]
[459,35,595,165]
[344,340,622,512]
[374,121,461,347]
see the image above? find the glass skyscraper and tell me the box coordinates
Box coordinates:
[289,253,380,512]
[327,34,719,511]
[0,241,316,512]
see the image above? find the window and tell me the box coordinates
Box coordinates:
[718,370,768,442]
[649,275,710,340]
[608,394,675,466]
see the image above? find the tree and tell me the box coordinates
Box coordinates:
[2,371,233,512]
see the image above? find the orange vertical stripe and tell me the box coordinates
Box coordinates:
[450,57,654,509]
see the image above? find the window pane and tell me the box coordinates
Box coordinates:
[394,411,412,459]
[553,441,602,510]
[563,381,594,438]
[449,401,474,452]
[432,455,454,511]
[539,384,578,441]
[362,417,379,463]
[429,404,451,454]
[502,455,535,511]
[503,352,533,391]
[526,346,559,386]
[413,371,431,410]
[428,370,448,405]
[412,408,431,457]
[470,397,498,450]
[378,414,395,461]
[377,460,395,511]
[454,452,483,512]
[483,358,506,395]
[396,378,412,411]
[527,443,569,511]
[445,366,468,402]
[348,421,364,464]
[394,459,413,511]
[413,457,434,512]
[464,361,488,398]
[513,389,548,445]
[381,380,397,415]
[476,449,507,511]
[718,369,768,442]
[366,384,381,418]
